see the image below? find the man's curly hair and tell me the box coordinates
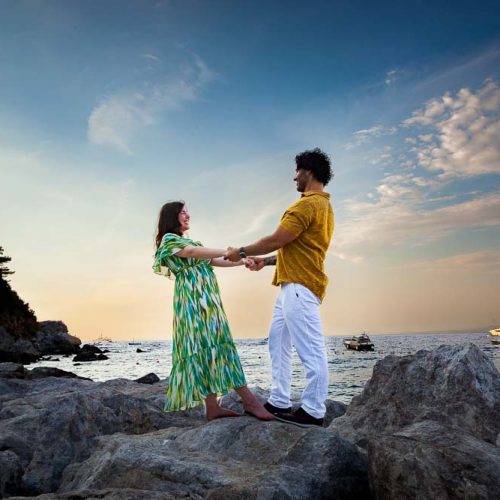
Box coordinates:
[295,148,333,185]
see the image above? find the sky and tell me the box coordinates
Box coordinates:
[1,0,499,341]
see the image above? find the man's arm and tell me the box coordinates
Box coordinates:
[226,227,296,262]
[245,255,276,271]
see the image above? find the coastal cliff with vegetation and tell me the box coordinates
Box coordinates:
[0,247,38,341]
[0,246,81,364]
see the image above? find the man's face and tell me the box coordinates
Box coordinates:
[293,168,309,192]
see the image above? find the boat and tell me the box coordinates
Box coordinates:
[489,328,500,344]
[343,333,374,351]
[93,334,113,344]
[128,339,142,345]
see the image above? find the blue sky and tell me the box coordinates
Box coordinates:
[1,0,499,339]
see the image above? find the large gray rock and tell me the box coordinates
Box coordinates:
[0,362,27,379]
[330,343,500,446]
[58,417,369,499]
[0,362,87,381]
[368,420,500,500]
[329,343,500,499]
[34,321,81,355]
[0,376,203,496]
[0,372,365,499]
[0,449,23,498]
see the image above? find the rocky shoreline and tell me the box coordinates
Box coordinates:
[0,342,499,499]
[0,321,81,365]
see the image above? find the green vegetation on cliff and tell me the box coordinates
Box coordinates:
[0,246,38,339]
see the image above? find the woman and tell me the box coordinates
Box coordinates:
[153,201,273,421]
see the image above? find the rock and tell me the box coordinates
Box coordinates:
[72,345,108,361]
[0,376,203,496]
[80,344,103,354]
[136,348,143,353]
[8,487,178,499]
[0,449,23,497]
[0,364,85,381]
[0,374,366,499]
[330,343,500,446]
[0,321,81,364]
[329,343,500,498]
[26,367,87,380]
[73,352,98,362]
[135,373,160,384]
[73,345,108,361]
[59,417,369,499]
[368,420,500,499]
[34,321,81,355]
[0,362,28,379]
[0,326,41,364]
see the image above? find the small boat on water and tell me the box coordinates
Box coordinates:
[128,339,142,346]
[93,334,113,344]
[343,333,374,351]
[489,328,500,345]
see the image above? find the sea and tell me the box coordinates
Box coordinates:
[30,332,500,405]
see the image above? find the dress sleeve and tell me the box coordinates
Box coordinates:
[279,201,313,237]
[152,234,190,276]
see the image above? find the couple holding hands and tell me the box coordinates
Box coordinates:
[153,148,334,427]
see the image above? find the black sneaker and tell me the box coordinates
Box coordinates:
[263,402,292,416]
[274,407,324,428]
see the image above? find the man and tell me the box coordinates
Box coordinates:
[226,148,334,427]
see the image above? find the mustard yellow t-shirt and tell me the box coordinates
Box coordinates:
[272,191,334,301]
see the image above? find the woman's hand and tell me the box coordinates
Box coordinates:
[244,257,266,271]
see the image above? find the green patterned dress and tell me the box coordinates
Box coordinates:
[153,233,247,411]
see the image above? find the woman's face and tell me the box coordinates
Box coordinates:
[178,206,190,233]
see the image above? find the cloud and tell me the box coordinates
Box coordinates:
[406,250,500,272]
[385,69,399,86]
[402,79,500,178]
[345,125,397,149]
[334,187,500,259]
[142,53,160,62]
[335,78,500,263]
[87,54,215,153]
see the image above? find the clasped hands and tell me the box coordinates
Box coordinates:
[225,247,265,271]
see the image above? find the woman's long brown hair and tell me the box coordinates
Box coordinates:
[155,201,185,248]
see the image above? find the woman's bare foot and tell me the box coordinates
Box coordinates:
[235,385,274,421]
[206,407,241,422]
[243,401,274,421]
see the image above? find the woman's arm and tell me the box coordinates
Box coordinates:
[175,245,226,260]
[210,257,244,267]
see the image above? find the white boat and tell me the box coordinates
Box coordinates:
[93,334,113,344]
[343,332,374,351]
[489,328,500,345]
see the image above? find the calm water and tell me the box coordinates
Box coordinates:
[30,333,500,405]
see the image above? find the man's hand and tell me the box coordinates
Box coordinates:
[244,257,266,271]
[225,246,240,262]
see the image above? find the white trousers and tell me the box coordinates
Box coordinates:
[267,282,329,418]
